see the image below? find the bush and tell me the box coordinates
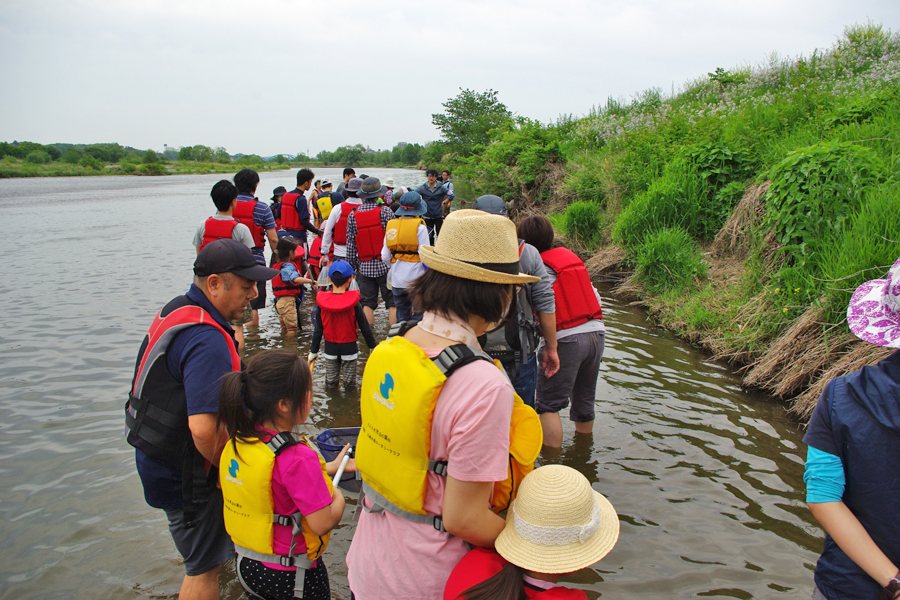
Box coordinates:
[120,161,136,174]
[24,151,51,164]
[613,162,713,248]
[80,156,103,170]
[635,227,707,293]
[764,140,883,266]
[63,148,82,164]
[562,201,603,247]
[138,163,166,175]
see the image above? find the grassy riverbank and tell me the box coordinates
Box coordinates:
[0,157,296,178]
[446,23,900,418]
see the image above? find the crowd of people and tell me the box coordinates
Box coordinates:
[126,166,900,600]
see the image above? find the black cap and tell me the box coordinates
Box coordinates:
[194,239,280,281]
[271,186,287,200]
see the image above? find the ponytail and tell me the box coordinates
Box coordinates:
[216,349,312,455]
[456,562,527,600]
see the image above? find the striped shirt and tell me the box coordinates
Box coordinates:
[237,193,277,265]
[346,200,395,278]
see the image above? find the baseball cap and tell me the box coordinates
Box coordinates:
[194,239,280,281]
[328,260,355,279]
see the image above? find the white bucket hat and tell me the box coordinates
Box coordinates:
[495,465,619,574]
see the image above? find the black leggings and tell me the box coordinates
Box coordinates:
[236,556,330,600]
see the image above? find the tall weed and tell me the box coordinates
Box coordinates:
[635,227,707,293]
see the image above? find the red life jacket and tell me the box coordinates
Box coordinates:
[233,199,266,247]
[316,290,360,344]
[540,247,602,330]
[443,548,587,600]
[281,191,304,231]
[333,203,359,246]
[308,236,323,262]
[199,217,238,251]
[354,207,385,262]
[272,259,306,297]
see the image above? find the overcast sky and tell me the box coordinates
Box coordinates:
[2,1,897,157]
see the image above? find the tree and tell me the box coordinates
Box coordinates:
[192,145,213,162]
[431,88,513,155]
[178,147,193,161]
[63,148,82,164]
[143,149,159,164]
[213,147,231,163]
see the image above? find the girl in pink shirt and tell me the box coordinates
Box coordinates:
[218,349,353,600]
[347,209,542,600]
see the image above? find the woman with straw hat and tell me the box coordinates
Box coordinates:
[443,464,619,600]
[804,256,900,600]
[346,209,542,600]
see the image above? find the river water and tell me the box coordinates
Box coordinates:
[0,171,822,599]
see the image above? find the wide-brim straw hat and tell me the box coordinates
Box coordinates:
[847,255,900,348]
[495,465,619,574]
[419,209,539,285]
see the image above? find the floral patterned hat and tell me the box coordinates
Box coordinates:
[847,255,900,348]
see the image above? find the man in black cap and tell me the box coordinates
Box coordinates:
[125,239,278,600]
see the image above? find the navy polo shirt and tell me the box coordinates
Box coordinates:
[135,285,238,509]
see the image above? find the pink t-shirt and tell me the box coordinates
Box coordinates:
[346,352,514,600]
[260,429,334,571]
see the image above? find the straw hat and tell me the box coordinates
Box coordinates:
[847,255,900,348]
[495,465,619,574]
[419,209,539,284]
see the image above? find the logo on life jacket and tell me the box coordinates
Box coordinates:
[226,459,243,485]
[386,229,398,241]
[375,373,395,410]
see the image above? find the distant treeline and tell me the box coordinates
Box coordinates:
[311,143,426,168]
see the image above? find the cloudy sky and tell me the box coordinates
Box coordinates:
[2,0,897,157]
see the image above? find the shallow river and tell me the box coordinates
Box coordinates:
[0,171,822,599]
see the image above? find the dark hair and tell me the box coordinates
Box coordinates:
[297,168,315,186]
[456,562,527,600]
[210,179,238,212]
[314,179,321,187]
[517,215,555,254]
[234,168,260,194]
[343,167,356,177]
[409,269,512,323]
[330,274,350,288]
[344,188,357,198]
[425,168,439,177]
[217,349,312,454]
[442,169,451,177]
[276,236,299,261]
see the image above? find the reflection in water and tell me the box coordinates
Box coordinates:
[0,174,821,599]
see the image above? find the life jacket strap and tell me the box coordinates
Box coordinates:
[266,432,298,454]
[428,459,449,476]
[234,544,315,570]
[359,481,447,532]
[274,511,303,527]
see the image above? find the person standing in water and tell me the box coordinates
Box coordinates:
[804,256,900,600]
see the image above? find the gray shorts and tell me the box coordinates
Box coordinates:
[164,488,234,576]
[535,330,605,422]
[357,273,394,310]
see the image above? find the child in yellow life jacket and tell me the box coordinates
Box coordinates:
[308,260,377,389]
[217,349,353,600]
[273,237,312,335]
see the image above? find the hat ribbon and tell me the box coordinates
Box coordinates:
[512,499,601,545]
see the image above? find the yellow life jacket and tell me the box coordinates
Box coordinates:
[220,432,333,568]
[316,193,334,220]
[355,327,542,531]
[385,218,423,263]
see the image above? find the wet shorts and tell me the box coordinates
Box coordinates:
[164,488,234,576]
[357,273,394,310]
[535,330,605,422]
[250,279,266,311]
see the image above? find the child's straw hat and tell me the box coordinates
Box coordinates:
[495,464,619,574]
[419,209,539,285]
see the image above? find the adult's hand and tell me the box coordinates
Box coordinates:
[542,347,560,378]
